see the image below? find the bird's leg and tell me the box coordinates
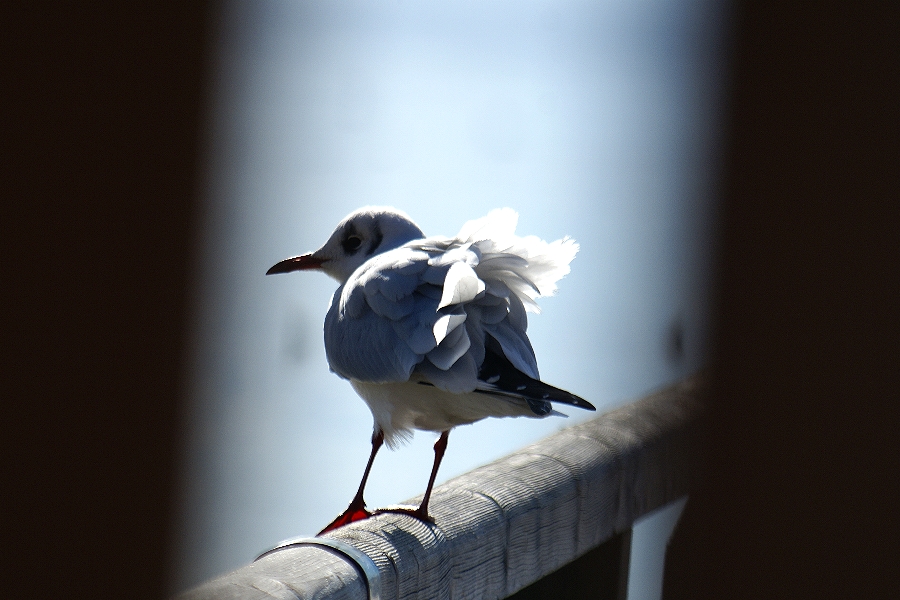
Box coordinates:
[317,429,384,535]
[417,429,449,518]
[376,430,450,524]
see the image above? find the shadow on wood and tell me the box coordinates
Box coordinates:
[508,529,632,600]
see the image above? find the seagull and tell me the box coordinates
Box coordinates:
[267,207,595,534]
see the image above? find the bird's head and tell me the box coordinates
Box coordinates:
[266,206,425,283]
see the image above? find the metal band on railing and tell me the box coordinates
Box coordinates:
[256,536,382,600]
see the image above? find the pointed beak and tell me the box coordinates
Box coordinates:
[266,253,326,275]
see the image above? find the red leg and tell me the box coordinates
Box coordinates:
[376,430,449,524]
[318,429,384,535]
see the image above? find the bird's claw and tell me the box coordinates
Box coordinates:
[373,504,434,524]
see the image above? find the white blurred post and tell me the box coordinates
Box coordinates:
[627,496,689,600]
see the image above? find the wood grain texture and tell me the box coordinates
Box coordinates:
[177,377,703,600]
[177,547,368,600]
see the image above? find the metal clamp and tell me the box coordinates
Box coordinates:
[256,536,382,600]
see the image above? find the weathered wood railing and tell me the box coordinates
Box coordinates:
[177,377,703,600]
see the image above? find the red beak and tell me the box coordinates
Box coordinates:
[266,254,325,275]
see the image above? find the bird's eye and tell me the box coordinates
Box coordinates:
[342,235,363,253]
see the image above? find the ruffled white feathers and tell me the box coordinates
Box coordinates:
[324,208,579,397]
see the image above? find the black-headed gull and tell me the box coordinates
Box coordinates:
[267,207,594,533]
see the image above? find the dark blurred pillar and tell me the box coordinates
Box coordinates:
[664,1,898,598]
[5,3,212,598]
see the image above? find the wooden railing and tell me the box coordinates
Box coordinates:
[177,377,703,600]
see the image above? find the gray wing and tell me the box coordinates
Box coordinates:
[324,210,579,394]
[323,242,541,394]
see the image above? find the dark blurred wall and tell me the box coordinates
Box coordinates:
[665,0,898,598]
[4,3,211,598]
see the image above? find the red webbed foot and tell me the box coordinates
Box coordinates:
[317,501,373,535]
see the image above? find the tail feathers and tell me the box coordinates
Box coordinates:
[476,334,595,415]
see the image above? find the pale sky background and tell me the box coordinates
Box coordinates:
[171,0,729,592]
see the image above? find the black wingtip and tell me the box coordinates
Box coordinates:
[478,333,595,412]
[536,388,596,411]
[568,395,596,411]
